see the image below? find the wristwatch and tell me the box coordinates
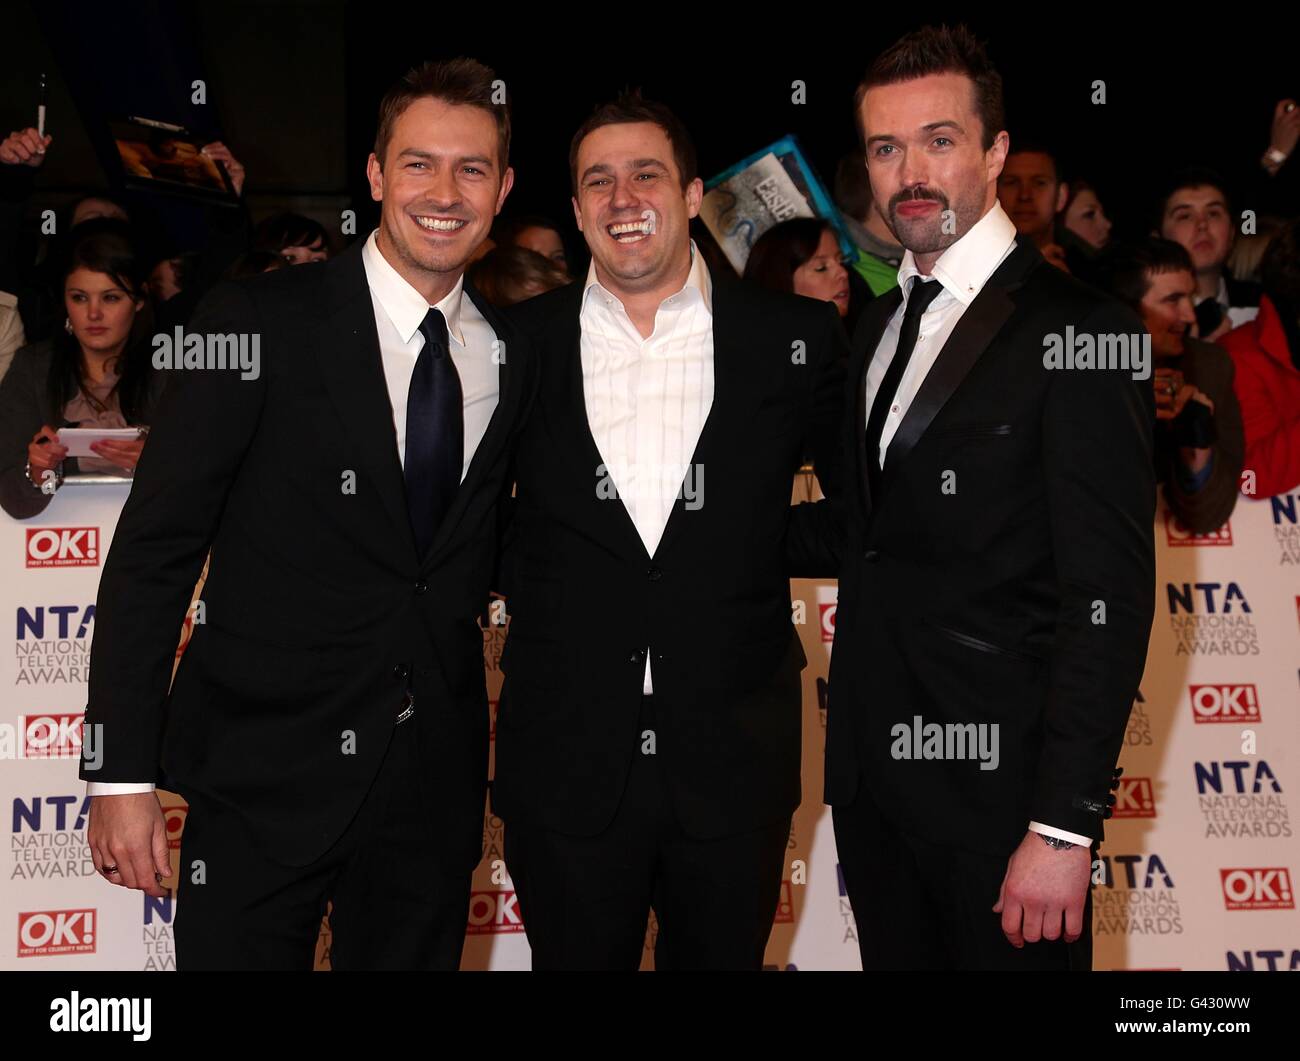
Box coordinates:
[1039,833,1078,851]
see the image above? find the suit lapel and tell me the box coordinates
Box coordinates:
[421,279,518,565]
[881,239,1040,491]
[316,243,417,560]
[850,287,902,519]
[560,286,651,562]
[651,278,759,560]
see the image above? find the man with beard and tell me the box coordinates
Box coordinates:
[493,93,845,970]
[80,58,535,970]
[788,24,1155,970]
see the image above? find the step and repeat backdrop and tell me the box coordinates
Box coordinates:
[3,477,1297,970]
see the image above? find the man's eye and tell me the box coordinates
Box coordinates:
[933,137,952,147]
[464,167,483,176]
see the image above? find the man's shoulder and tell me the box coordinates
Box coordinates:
[1020,259,1141,331]
[502,281,582,335]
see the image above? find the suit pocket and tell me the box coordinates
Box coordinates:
[929,422,1012,440]
[925,620,1041,665]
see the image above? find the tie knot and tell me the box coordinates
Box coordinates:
[903,277,943,320]
[419,307,449,355]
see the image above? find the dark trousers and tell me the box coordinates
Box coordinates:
[833,784,1093,971]
[503,696,790,970]
[174,715,472,970]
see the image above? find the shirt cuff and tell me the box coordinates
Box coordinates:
[86,782,157,796]
[1028,821,1093,847]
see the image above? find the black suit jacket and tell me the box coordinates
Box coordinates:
[491,274,846,839]
[788,237,1156,857]
[80,241,536,870]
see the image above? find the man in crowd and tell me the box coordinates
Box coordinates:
[80,58,535,970]
[493,92,845,970]
[788,23,1155,970]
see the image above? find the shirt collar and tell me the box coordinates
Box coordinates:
[361,228,467,346]
[896,200,1018,308]
[582,239,713,316]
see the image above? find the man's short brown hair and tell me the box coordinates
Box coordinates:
[569,91,697,194]
[854,24,1004,152]
[374,57,510,172]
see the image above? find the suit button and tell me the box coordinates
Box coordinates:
[415,580,429,594]
[392,663,410,681]
[647,567,663,582]
[629,649,645,664]
[863,550,880,562]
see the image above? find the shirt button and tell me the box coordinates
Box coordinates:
[415,580,428,594]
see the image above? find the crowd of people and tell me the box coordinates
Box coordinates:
[1,69,1297,527]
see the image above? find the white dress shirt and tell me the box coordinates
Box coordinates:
[864,201,1017,469]
[865,203,1092,848]
[88,230,500,796]
[580,242,714,694]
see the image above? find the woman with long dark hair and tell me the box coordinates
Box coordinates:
[0,219,162,518]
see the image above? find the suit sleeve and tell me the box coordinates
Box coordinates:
[1161,351,1244,533]
[0,345,54,520]
[80,281,267,783]
[786,306,852,578]
[1033,300,1156,841]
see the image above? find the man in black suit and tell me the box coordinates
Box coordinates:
[79,58,535,970]
[788,25,1156,970]
[493,93,846,970]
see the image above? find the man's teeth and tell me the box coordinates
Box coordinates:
[609,220,651,242]
[414,216,467,231]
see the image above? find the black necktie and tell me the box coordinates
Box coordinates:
[405,307,463,558]
[864,277,943,497]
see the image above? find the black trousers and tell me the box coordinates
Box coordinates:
[503,696,791,970]
[174,715,472,970]
[833,784,1093,971]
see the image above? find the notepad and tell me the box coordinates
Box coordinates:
[56,428,142,457]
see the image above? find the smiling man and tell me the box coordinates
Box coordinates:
[492,92,846,970]
[80,58,535,970]
[787,24,1156,970]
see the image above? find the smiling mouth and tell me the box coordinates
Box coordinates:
[607,218,654,243]
[413,215,468,233]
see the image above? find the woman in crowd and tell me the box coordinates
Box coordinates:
[743,218,857,326]
[0,220,163,519]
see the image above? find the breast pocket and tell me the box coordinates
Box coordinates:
[928,422,1013,441]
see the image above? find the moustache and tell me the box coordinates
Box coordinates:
[889,187,949,211]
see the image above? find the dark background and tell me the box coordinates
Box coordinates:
[3,0,1295,256]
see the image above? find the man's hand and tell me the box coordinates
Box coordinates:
[1269,99,1300,160]
[0,127,52,166]
[201,141,246,196]
[88,792,173,898]
[992,830,1092,947]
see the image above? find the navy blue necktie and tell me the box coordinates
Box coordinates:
[864,277,943,498]
[405,307,463,557]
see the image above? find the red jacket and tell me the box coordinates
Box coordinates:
[1220,295,1300,497]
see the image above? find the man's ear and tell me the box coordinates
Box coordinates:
[366,152,383,203]
[496,166,515,215]
[1055,182,1070,214]
[685,177,704,220]
[572,195,583,233]
[986,130,1010,183]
